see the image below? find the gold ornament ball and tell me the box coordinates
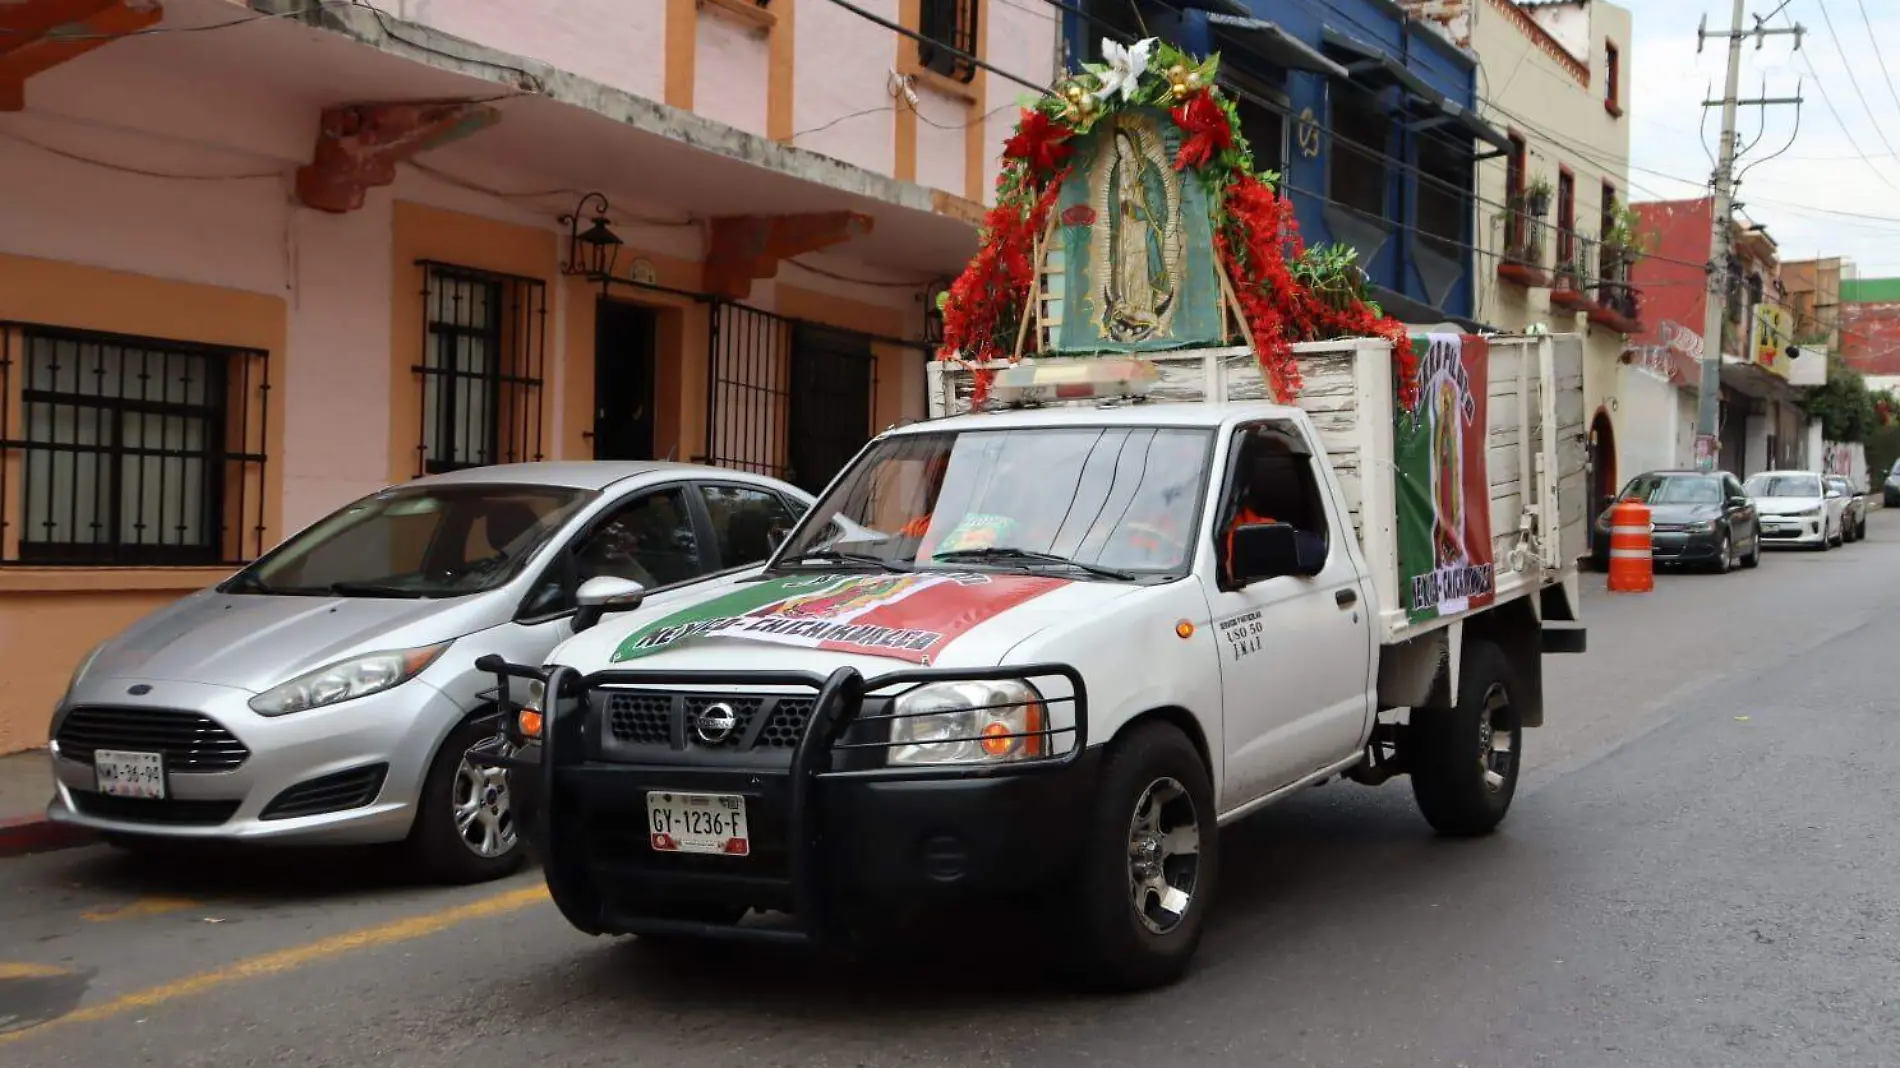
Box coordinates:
[1170,84,1191,100]
[1186,71,1203,89]
[1064,84,1086,103]
[1168,64,1187,80]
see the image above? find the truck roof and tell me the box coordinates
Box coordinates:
[887,400,1301,437]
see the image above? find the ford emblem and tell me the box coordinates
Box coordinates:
[693,702,739,746]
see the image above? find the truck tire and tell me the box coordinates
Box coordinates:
[1409,640,1521,838]
[1070,721,1219,991]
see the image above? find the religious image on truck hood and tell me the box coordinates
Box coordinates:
[610,572,1072,665]
[1396,333,1497,623]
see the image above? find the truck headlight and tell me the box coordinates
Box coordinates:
[249,642,451,716]
[888,680,1046,766]
[514,678,547,740]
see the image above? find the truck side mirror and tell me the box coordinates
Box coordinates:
[573,576,646,634]
[1231,522,1323,585]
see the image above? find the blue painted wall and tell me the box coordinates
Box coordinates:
[1063,0,1479,320]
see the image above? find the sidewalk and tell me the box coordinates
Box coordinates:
[0,749,92,856]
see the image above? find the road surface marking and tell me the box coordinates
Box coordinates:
[0,884,548,1045]
[0,963,74,981]
[81,897,198,923]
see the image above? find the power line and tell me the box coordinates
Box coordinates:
[1860,0,1900,121]
[1810,0,1900,189]
[1784,4,1900,197]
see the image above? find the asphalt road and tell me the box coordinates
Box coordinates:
[4,521,1899,1067]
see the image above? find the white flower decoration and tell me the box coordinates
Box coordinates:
[1094,37,1156,103]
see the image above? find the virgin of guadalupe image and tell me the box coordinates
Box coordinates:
[1430,375,1466,568]
[1090,119,1182,343]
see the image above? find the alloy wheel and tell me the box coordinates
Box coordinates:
[451,748,516,858]
[1474,683,1515,793]
[1127,776,1201,936]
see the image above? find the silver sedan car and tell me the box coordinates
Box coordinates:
[46,462,817,882]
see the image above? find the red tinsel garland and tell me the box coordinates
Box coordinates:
[936,166,1069,406]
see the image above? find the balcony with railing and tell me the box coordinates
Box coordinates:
[1550,233,1593,314]
[1496,196,1552,288]
[1588,243,1644,334]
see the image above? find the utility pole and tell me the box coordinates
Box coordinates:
[1693,4,1804,471]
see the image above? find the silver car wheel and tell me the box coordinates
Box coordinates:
[1127,776,1201,936]
[451,750,516,859]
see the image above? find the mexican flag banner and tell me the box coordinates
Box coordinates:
[610,571,1070,666]
[1394,334,1496,624]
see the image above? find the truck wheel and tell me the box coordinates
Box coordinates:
[409,717,527,885]
[1070,721,1218,991]
[1409,641,1520,838]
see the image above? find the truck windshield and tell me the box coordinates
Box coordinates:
[777,426,1214,578]
[222,484,593,598]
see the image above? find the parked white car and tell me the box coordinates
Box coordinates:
[47,462,819,882]
[1745,470,1842,550]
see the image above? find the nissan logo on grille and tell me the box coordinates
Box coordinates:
[693,702,739,745]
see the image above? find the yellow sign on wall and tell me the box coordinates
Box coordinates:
[1751,302,1792,378]
[1748,300,1793,378]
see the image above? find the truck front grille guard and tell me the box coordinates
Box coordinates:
[470,655,1088,943]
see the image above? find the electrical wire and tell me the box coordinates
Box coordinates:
[1785,3,1900,197]
[0,125,285,181]
[0,0,548,90]
[1859,0,1900,121]
[784,258,941,288]
[403,160,697,226]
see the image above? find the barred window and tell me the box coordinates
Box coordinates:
[918,0,979,83]
[416,262,547,476]
[1,324,269,566]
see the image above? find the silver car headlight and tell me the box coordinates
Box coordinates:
[887,680,1048,766]
[1800,505,1823,517]
[1689,520,1716,533]
[249,642,452,716]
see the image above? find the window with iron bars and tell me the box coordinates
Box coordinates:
[416,262,548,476]
[918,0,979,83]
[0,323,270,567]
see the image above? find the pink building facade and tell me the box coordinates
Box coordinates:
[0,0,1058,749]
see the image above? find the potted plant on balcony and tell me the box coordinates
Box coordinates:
[1600,204,1650,267]
[1524,174,1554,219]
[1551,250,1589,312]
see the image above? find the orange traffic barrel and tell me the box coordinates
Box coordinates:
[1606,499,1653,593]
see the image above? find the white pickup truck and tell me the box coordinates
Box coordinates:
[479,332,1588,990]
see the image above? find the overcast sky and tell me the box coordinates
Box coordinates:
[1608,0,1900,277]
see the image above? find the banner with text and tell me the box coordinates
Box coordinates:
[1395,334,1496,623]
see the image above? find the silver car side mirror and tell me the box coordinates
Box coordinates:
[574,576,646,634]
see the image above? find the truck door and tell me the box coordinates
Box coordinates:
[1203,422,1374,808]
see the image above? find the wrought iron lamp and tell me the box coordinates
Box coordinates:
[560,192,622,292]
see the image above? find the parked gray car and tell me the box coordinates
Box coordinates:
[46,462,817,882]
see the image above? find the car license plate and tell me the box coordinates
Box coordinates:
[94,750,165,800]
[646,791,749,856]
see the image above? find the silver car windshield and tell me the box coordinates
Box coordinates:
[776,426,1214,577]
[224,484,595,598]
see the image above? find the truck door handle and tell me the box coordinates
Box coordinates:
[1335,588,1357,608]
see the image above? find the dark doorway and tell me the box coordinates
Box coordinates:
[1588,409,1618,553]
[786,322,876,493]
[594,300,657,461]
